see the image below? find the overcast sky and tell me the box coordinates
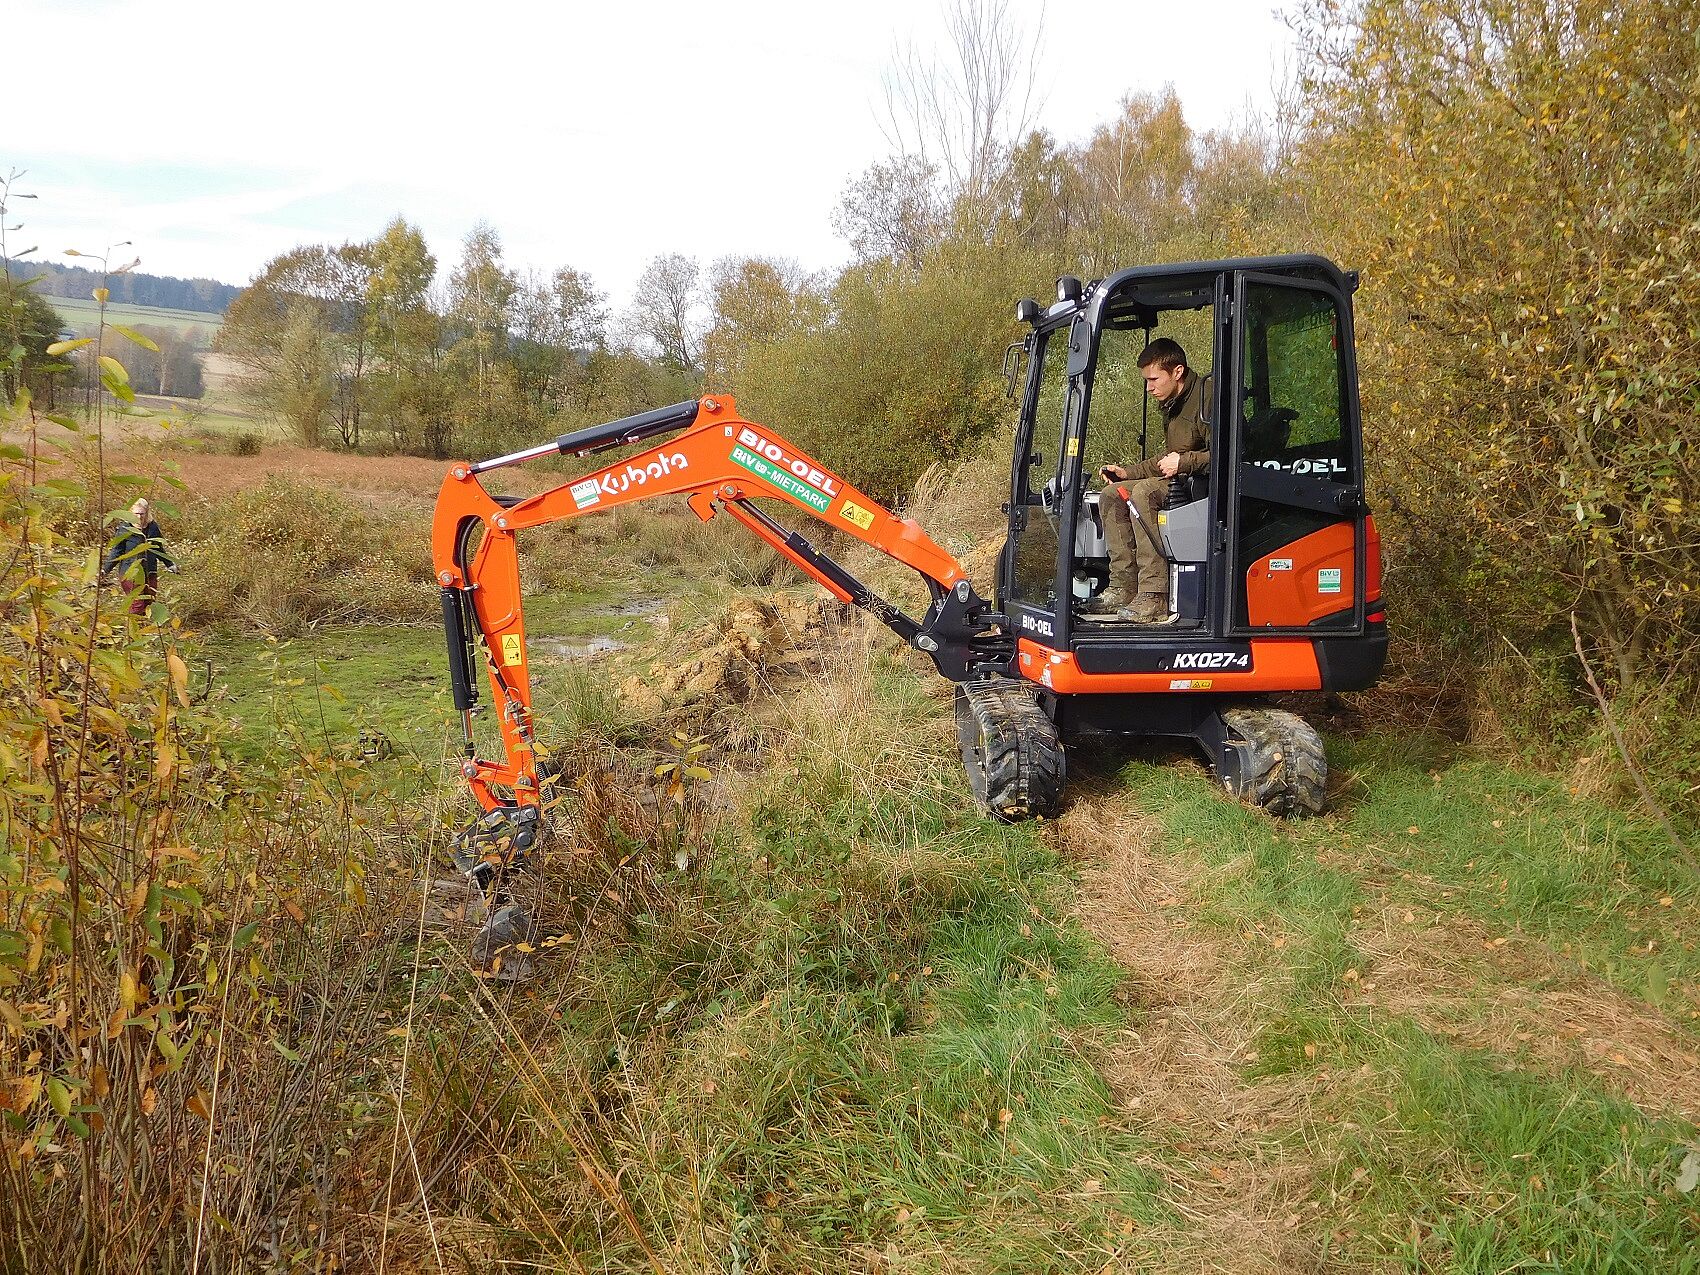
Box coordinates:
[6,0,1299,304]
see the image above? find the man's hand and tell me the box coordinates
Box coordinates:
[1157,452,1182,478]
[1099,463,1128,482]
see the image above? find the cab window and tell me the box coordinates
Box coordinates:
[1240,284,1353,482]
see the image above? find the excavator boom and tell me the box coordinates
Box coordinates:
[432,395,1007,812]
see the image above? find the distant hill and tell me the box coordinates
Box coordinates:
[4,258,240,315]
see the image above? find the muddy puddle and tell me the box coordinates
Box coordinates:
[531,598,665,661]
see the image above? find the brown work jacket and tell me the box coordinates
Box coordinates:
[1125,371,1212,479]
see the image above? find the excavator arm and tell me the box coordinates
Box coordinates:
[432,395,1009,813]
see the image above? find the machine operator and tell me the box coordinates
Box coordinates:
[1083,338,1211,625]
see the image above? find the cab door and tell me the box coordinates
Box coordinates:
[999,316,1085,647]
[1223,272,1367,635]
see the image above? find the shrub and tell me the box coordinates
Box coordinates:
[174,476,435,635]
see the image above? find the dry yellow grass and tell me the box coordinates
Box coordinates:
[1349,901,1700,1123]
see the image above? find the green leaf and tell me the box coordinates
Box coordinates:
[112,325,159,353]
[232,921,260,951]
[43,414,79,431]
[97,355,128,385]
[45,1077,71,1119]
[63,248,83,257]
[45,338,92,357]
[270,1039,304,1063]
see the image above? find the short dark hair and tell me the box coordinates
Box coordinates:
[1137,338,1187,373]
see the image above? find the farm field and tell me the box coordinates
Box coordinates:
[45,292,224,338]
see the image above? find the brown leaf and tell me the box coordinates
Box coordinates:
[187,1090,212,1120]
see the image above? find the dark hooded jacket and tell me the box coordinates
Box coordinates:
[102,519,174,578]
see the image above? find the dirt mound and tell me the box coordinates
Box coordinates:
[617,595,852,717]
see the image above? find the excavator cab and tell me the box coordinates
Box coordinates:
[984,255,1387,813]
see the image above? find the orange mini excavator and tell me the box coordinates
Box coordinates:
[433,255,1386,886]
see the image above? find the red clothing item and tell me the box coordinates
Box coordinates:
[122,572,158,617]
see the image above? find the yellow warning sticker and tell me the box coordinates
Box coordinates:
[1066,436,1080,456]
[501,634,524,667]
[839,499,876,531]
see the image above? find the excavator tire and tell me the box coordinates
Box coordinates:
[954,679,1065,821]
[1218,707,1327,817]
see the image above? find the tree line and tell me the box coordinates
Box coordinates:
[217,221,704,456]
[5,258,238,314]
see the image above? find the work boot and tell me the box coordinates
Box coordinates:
[1117,592,1176,625]
[1081,584,1135,616]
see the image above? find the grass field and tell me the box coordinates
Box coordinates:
[167,468,1699,1267]
[45,293,224,337]
[11,432,1697,1271]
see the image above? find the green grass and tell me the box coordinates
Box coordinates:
[1094,731,1700,1270]
[196,573,672,767]
[1105,734,1700,1016]
[200,624,456,763]
[485,648,1177,1270]
[1338,1024,1700,1271]
[47,294,223,337]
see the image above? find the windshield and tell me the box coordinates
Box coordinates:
[1006,327,1070,608]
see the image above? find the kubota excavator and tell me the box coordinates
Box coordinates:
[433,255,1385,901]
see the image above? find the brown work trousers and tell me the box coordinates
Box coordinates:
[1100,478,1169,595]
